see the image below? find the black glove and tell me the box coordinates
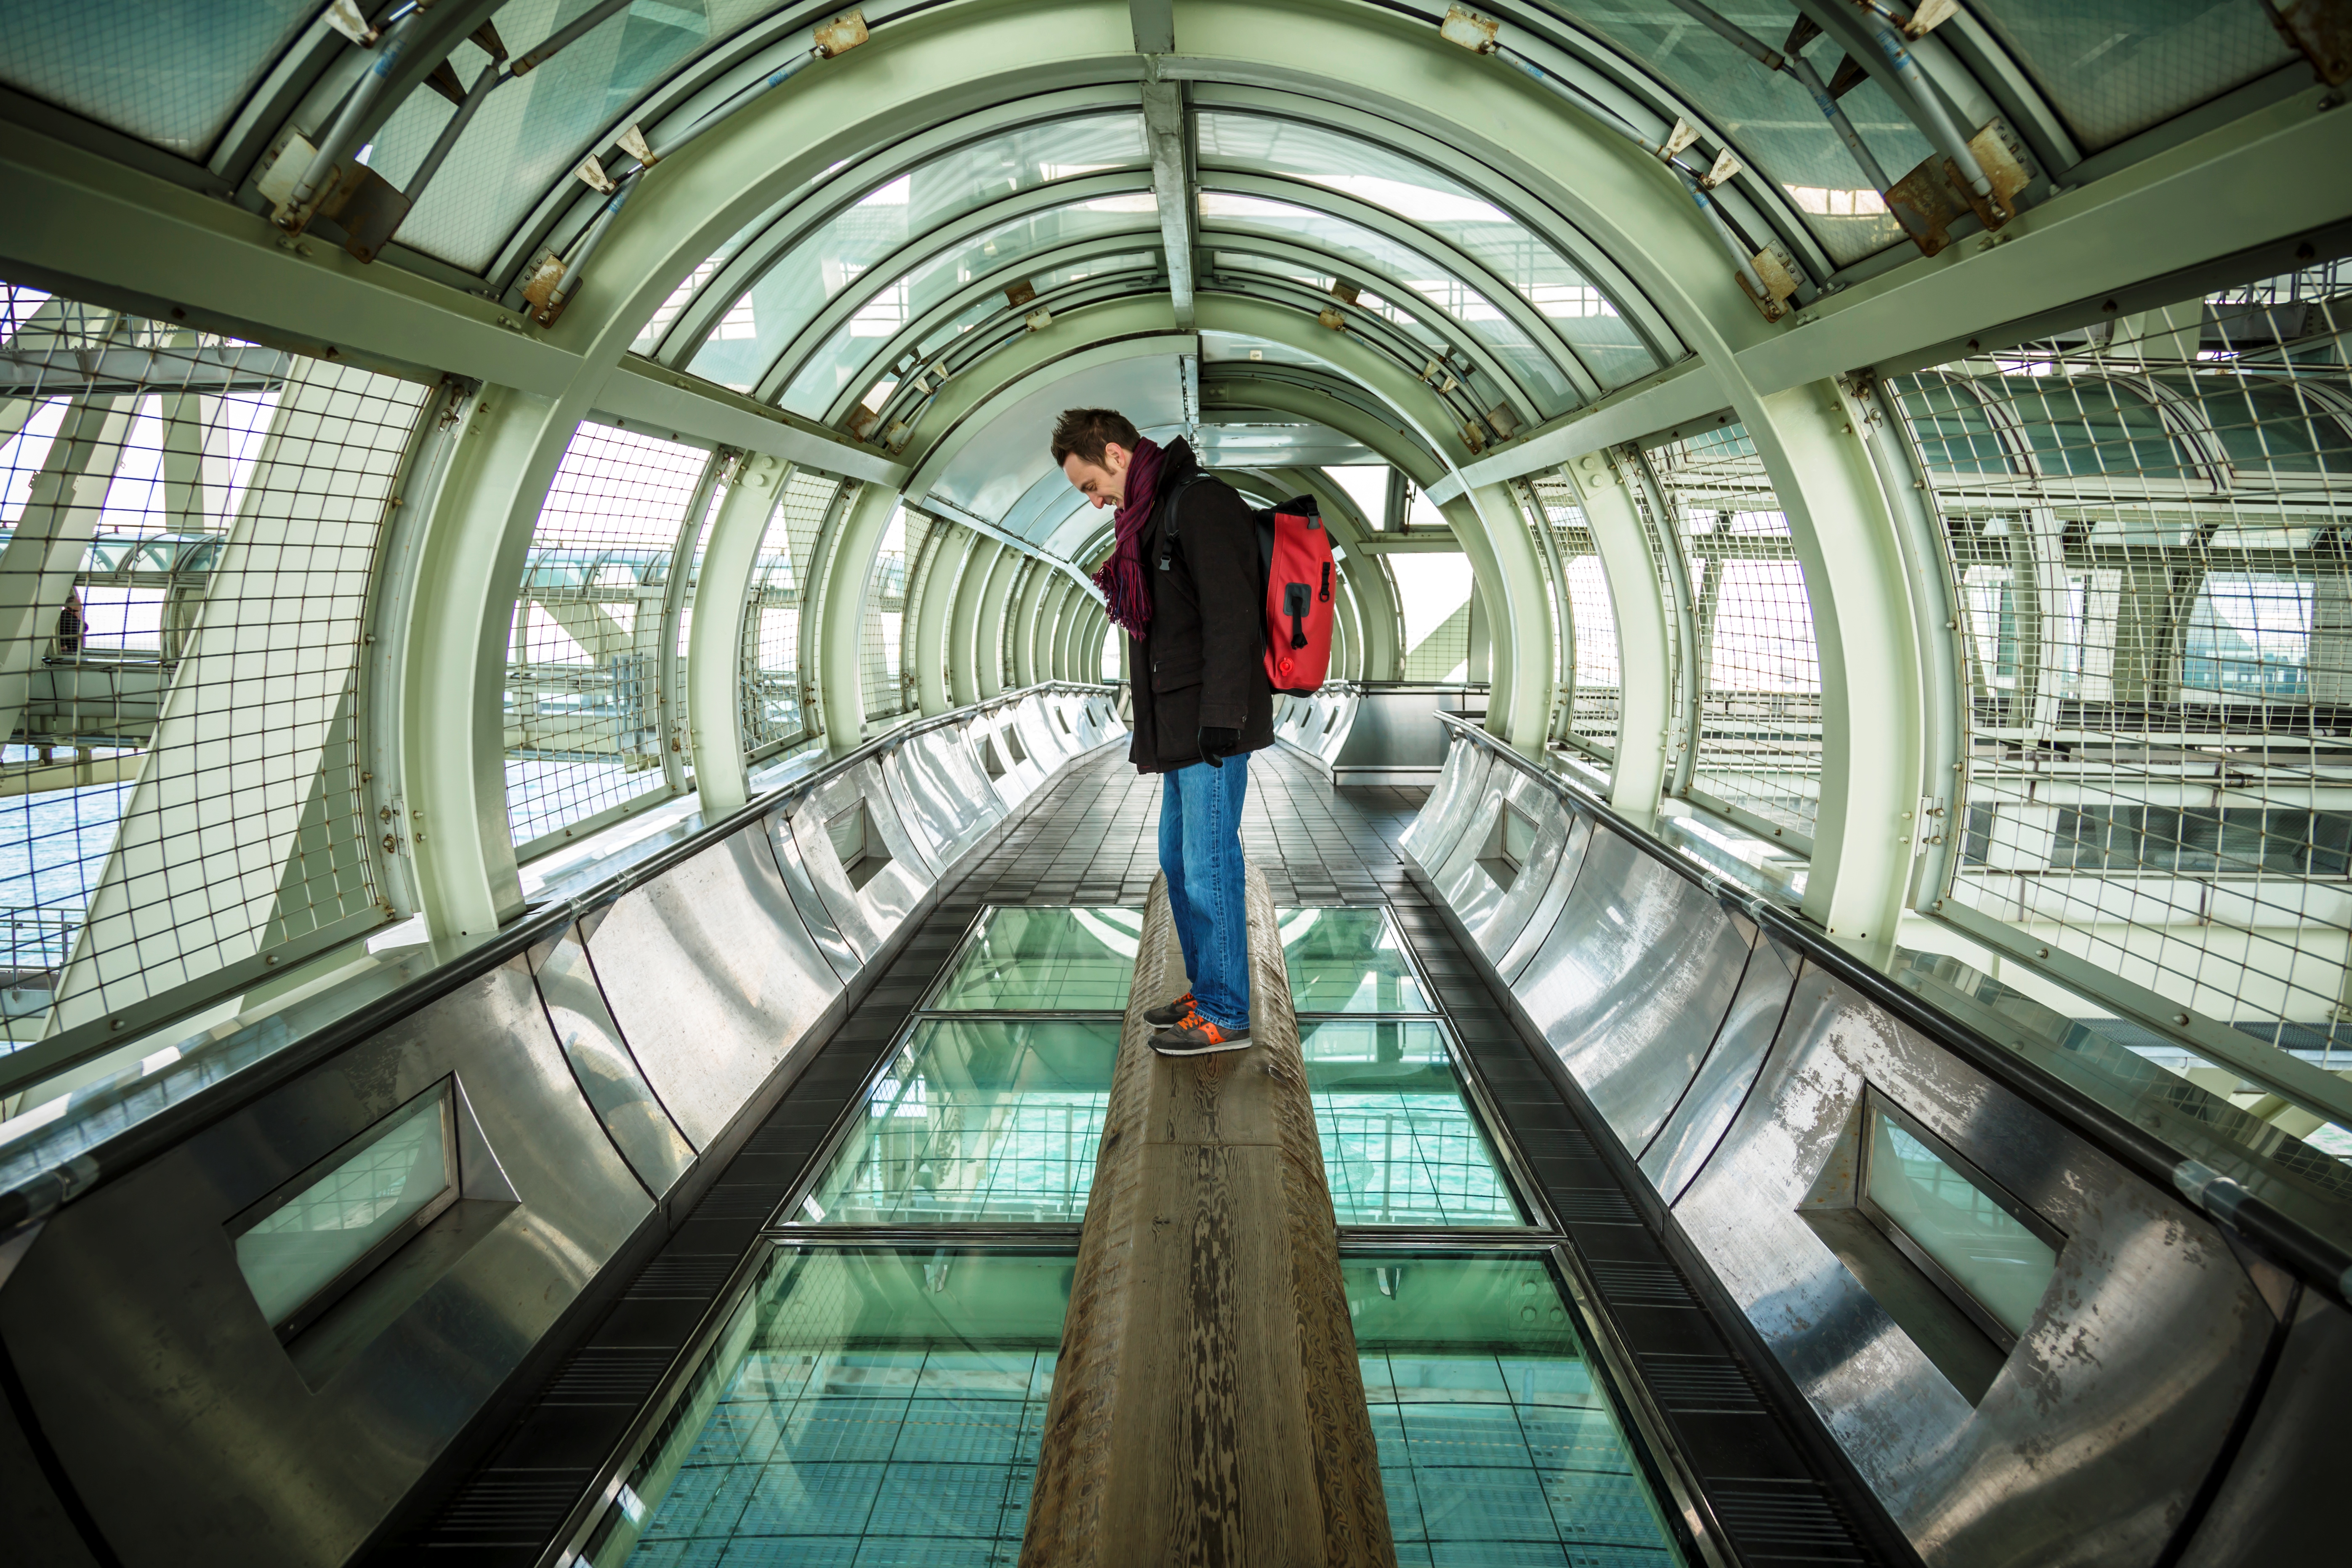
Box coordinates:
[1197,726,1240,768]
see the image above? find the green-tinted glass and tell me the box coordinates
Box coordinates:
[1865,1111,2057,1340]
[604,1246,1070,1567]
[1280,907,1431,1013]
[801,1020,1118,1225]
[1308,1021,1526,1228]
[930,906,1141,1010]
[1348,1254,1684,1564]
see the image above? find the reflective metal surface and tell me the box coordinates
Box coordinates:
[589,825,844,1149]
[1674,970,2273,1567]
[1397,733,1490,869]
[1400,724,2322,1567]
[1429,766,1582,969]
[0,959,651,1568]
[1639,934,1800,1204]
[1494,812,1592,984]
[881,727,1004,871]
[530,921,696,1199]
[767,810,865,984]
[1511,825,1753,1153]
[1330,685,1479,785]
[784,762,934,964]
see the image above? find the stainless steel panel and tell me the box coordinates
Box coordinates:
[1639,934,1799,1202]
[1012,696,1073,769]
[971,712,1043,807]
[785,762,933,963]
[531,921,694,1198]
[875,746,950,875]
[1494,812,1593,983]
[1513,827,1752,1152]
[767,812,863,984]
[590,824,843,1147]
[0,958,649,1568]
[1331,686,1459,778]
[1398,735,1490,869]
[1312,692,1356,761]
[1431,769,1578,967]
[1674,969,2275,1568]
[882,729,1001,872]
[2174,1289,2348,1567]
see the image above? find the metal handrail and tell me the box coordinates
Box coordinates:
[0,683,1118,1233]
[1430,712,2352,1313]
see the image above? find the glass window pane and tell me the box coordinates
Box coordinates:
[683,113,1147,393]
[1350,1254,1686,1563]
[1199,192,1582,417]
[357,0,786,272]
[774,198,1160,414]
[1565,3,1933,266]
[1198,112,1661,389]
[233,1086,454,1328]
[929,906,1141,1010]
[0,1,314,159]
[1966,1,2296,153]
[1279,907,1432,1013]
[1307,1021,1527,1227]
[1865,1108,2057,1340]
[801,1020,1118,1225]
[609,1246,1071,1565]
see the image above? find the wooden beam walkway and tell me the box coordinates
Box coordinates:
[1022,868,1395,1567]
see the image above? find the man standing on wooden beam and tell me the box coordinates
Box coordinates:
[1056,406,1273,1056]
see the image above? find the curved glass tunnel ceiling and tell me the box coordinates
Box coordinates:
[791,905,1525,1230]
[594,1248,1679,1566]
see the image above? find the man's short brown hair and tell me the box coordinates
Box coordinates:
[1050,407,1141,468]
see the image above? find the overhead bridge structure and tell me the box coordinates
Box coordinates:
[1,2,2350,1565]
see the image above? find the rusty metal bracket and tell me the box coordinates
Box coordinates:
[572,154,617,195]
[519,251,567,317]
[323,0,378,47]
[1004,279,1038,308]
[311,163,413,265]
[1904,0,1960,38]
[2265,0,2352,85]
[617,124,659,168]
[1740,241,1801,322]
[813,10,871,58]
[1439,5,1500,53]
[1330,280,1360,305]
[1659,117,1703,162]
[1696,147,1743,190]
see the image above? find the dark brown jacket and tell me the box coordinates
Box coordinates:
[1126,439,1274,773]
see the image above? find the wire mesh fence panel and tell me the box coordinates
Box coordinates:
[1527,473,1618,763]
[1890,276,2352,1079]
[858,507,920,723]
[741,471,841,756]
[0,280,428,1040]
[1650,425,1823,837]
[505,421,711,849]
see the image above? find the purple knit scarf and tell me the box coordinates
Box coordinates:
[1091,435,1165,638]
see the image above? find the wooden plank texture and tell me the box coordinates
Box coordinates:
[1023,870,1393,1567]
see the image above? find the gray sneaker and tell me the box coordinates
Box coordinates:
[1143,992,1194,1030]
[1152,1010,1252,1056]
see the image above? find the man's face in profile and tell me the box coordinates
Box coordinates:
[1063,441,1132,512]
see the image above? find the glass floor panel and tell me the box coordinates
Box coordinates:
[800,1020,1119,1225]
[927,907,1141,1011]
[1347,1254,1686,1567]
[1280,907,1433,1014]
[1308,1021,1529,1228]
[601,1246,1069,1568]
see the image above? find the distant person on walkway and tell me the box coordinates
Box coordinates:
[56,588,82,657]
[1055,407,1272,1056]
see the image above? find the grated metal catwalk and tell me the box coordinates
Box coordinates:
[378,748,1896,1568]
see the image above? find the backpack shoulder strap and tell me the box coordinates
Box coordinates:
[1153,471,1210,572]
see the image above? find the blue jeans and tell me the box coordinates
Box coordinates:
[1159,752,1251,1031]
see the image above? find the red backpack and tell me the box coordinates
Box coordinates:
[1158,478,1338,695]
